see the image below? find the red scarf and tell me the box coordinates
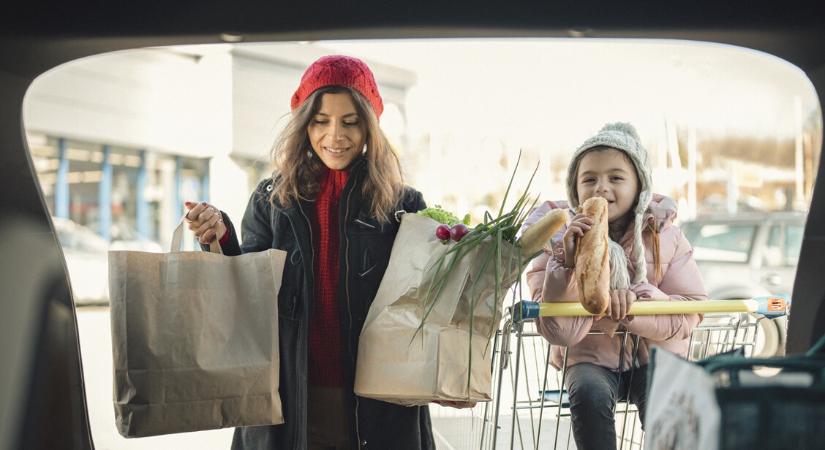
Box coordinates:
[308,167,349,387]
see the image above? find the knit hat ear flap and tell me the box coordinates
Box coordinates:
[608,240,631,290]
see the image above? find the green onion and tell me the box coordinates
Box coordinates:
[413,150,541,400]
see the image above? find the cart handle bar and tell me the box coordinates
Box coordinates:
[514,295,788,321]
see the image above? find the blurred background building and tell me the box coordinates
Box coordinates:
[23,39,822,261]
[25,43,415,250]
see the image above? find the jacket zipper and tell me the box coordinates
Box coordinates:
[341,181,364,449]
[295,203,315,291]
[294,202,315,449]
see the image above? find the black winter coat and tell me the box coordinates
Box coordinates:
[218,158,435,450]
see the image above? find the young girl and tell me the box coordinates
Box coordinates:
[184,55,435,450]
[522,122,707,450]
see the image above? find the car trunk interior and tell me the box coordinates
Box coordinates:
[2,2,825,449]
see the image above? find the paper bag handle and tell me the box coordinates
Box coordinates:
[170,216,223,254]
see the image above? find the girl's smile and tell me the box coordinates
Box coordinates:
[575,148,640,223]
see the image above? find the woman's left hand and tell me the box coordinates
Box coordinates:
[605,289,637,321]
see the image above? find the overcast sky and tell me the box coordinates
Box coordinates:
[318,38,820,153]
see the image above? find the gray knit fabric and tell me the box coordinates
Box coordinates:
[608,240,631,290]
[566,122,652,285]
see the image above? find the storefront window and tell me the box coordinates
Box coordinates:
[29,135,210,250]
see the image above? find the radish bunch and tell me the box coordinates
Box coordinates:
[435,223,469,243]
[418,205,472,244]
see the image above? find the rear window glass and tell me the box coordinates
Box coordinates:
[22,37,820,450]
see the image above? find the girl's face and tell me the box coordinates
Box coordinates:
[307,92,365,170]
[576,148,640,222]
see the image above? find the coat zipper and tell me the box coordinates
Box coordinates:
[294,202,315,449]
[341,181,364,449]
[294,203,315,292]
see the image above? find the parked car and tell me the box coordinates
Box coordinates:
[52,217,162,305]
[680,211,805,356]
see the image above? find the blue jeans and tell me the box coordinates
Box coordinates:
[566,363,648,450]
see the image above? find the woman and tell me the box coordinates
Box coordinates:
[184,55,435,450]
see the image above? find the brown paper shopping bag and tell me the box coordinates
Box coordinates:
[108,219,286,437]
[354,213,522,405]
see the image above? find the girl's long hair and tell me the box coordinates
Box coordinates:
[268,86,404,223]
[647,219,663,283]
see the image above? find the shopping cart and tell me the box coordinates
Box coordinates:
[475,295,789,450]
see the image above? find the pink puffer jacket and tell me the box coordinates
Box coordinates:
[523,194,707,371]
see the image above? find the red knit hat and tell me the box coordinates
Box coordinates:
[290,55,384,118]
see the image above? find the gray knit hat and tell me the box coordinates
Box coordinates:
[566,122,653,285]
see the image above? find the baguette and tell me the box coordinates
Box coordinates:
[517,209,568,256]
[575,197,610,314]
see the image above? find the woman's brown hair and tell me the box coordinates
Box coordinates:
[268,86,404,223]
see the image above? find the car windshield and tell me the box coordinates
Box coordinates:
[682,222,757,262]
[786,224,804,264]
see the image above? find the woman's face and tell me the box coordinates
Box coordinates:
[576,148,640,222]
[307,92,366,170]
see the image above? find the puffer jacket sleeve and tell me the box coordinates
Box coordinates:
[523,203,594,347]
[621,225,707,341]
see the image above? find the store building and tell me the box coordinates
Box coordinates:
[24,43,415,248]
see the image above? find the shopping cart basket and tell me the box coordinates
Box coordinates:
[476,295,789,450]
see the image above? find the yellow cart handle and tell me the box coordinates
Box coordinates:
[514,295,788,320]
[538,299,755,317]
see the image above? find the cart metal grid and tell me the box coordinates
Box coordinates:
[476,305,765,450]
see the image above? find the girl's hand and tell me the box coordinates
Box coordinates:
[605,289,637,321]
[184,201,227,244]
[562,213,593,268]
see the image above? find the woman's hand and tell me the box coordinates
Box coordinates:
[184,201,227,244]
[604,289,637,321]
[561,213,593,268]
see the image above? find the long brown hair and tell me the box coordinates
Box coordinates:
[647,220,662,283]
[268,86,404,222]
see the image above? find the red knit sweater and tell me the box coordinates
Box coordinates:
[308,168,348,387]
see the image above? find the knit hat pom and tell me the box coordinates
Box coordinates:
[600,122,641,142]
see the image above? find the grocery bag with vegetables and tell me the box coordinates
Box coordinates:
[355,155,567,405]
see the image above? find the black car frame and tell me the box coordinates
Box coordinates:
[2,2,825,449]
